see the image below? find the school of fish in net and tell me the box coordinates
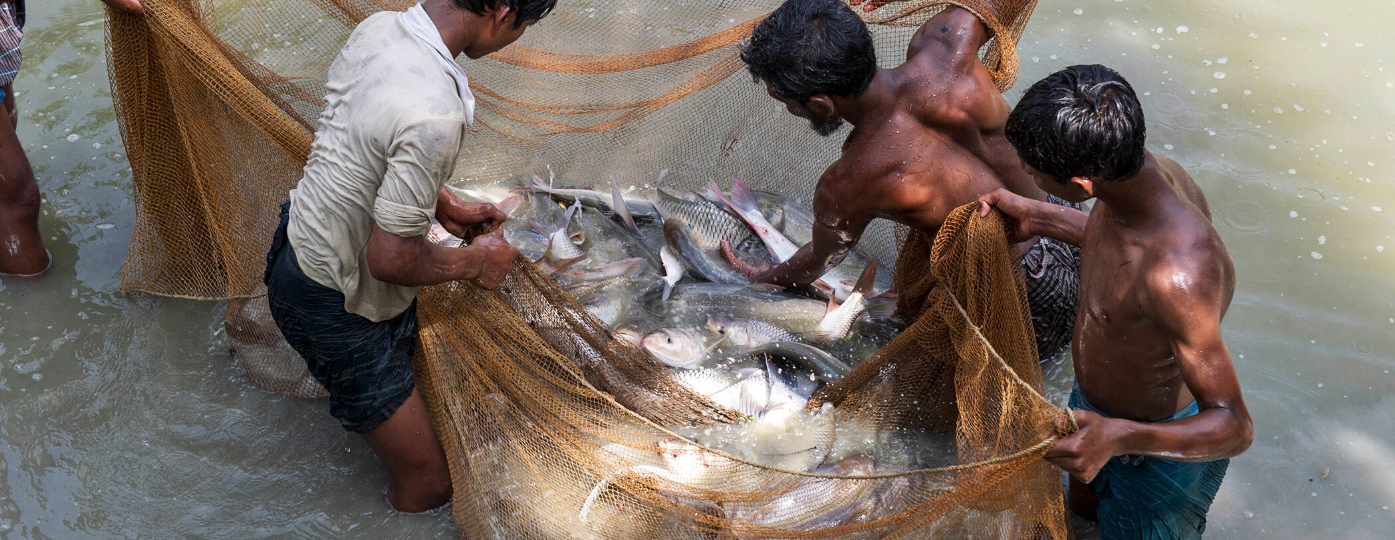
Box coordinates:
[425,172,961,502]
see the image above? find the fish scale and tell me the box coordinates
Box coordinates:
[653,189,759,251]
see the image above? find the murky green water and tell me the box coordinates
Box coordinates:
[0,0,1391,538]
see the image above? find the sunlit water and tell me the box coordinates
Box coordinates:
[1,0,1391,538]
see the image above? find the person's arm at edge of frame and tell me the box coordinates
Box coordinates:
[1044,256,1254,483]
[978,188,1089,246]
[100,0,145,15]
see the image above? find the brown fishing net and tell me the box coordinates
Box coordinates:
[107,0,1074,537]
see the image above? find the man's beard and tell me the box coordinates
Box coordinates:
[810,117,844,137]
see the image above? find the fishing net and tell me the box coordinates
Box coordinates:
[106,0,1076,537]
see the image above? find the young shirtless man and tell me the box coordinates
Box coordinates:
[980,64,1253,539]
[264,0,554,513]
[727,0,1081,359]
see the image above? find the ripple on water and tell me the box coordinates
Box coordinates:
[1220,200,1271,237]
[1294,186,1328,206]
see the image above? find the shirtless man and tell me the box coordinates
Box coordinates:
[980,64,1252,539]
[727,0,1080,359]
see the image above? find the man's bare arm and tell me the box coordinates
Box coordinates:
[978,189,1089,246]
[366,225,517,289]
[1047,256,1251,481]
[1112,258,1252,460]
[906,5,991,63]
[726,181,870,288]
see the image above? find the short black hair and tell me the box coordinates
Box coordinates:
[1005,64,1147,183]
[452,0,557,28]
[740,0,877,103]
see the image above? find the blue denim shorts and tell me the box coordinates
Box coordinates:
[264,202,417,433]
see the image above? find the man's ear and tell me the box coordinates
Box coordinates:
[1069,176,1094,198]
[492,4,512,26]
[805,95,839,120]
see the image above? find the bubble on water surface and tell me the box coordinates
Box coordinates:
[1073,8,1083,15]
[97,224,115,230]
[1176,26,1189,33]
[1311,252,1323,259]
[66,134,80,142]
[1214,72,1225,79]
[1317,235,1326,245]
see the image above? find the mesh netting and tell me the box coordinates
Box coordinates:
[106,0,1075,537]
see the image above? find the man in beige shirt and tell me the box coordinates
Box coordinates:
[264,0,556,513]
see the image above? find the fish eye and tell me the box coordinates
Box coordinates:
[666,337,672,343]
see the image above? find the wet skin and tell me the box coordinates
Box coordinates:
[725,7,1048,287]
[980,151,1254,518]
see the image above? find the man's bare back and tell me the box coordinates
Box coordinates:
[733,2,1046,288]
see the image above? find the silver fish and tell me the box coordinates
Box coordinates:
[652,188,767,258]
[556,257,646,284]
[650,283,828,334]
[810,261,879,342]
[516,174,659,219]
[580,291,626,327]
[532,200,587,261]
[738,341,852,386]
[664,218,749,284]
[612,322,645,348]
[705,314,800,349]
[641,328,726,369]
[659,245,684,301]
[744,454,878,529]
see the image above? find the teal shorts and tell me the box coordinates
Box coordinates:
[1070,385,1229,540]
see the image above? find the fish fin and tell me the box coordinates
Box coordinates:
[612,177,641,234]
[853,260,879,297]
[531,220,556,237]
[562,200,581,227]
[824,294,841,317]
[865,290,899,320]
[803,329,834,343]
[536,247,586,275]
[495,194,523,217]
[655,169,670,184]
[700,334,730,357]
[744,283,786,292]
[728,177,763,215]
[662,282,673,302]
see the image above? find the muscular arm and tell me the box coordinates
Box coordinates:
[365,225,484,287]
[906,6,991,64]
[1109,258,1252,461]
[742,176,871,288]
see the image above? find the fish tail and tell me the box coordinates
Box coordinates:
[728,178,764,215]
[853,260,878,297]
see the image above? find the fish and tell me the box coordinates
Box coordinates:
[649,283,828,334]
[516,174,659,219]
[809,261,878,342]
[651,188,761,253]
[659,245,684,301]
[705,314,801,349]
[744,453,879,529]
[532,200,587,260]
[738,341,852,386]
[641,328,727,369]
[664,219,749,284]
[712,178,884,302]
[611,322,646,347]
[580,291,626,326]
[555,257,647,284]
[694,401,837,472]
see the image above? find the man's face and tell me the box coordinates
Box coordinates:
[766,84,843,137]
[1024,163,1093,203]
[464,15,536,59]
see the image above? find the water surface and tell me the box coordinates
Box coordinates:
[1,0,1392,538]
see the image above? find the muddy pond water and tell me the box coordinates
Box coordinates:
[0,0,1392,538]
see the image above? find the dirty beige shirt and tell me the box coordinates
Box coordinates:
[287,10,472,322]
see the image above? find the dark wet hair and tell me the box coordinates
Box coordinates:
[740,0,877,103]
[452,0,557,28]
[1005,64,1147,182]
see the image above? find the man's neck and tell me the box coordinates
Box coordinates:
[424,0,478,58]
[832,69,895,127]
[1093,152,1169,229]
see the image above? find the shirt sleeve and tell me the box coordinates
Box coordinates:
[372,116,464,237]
